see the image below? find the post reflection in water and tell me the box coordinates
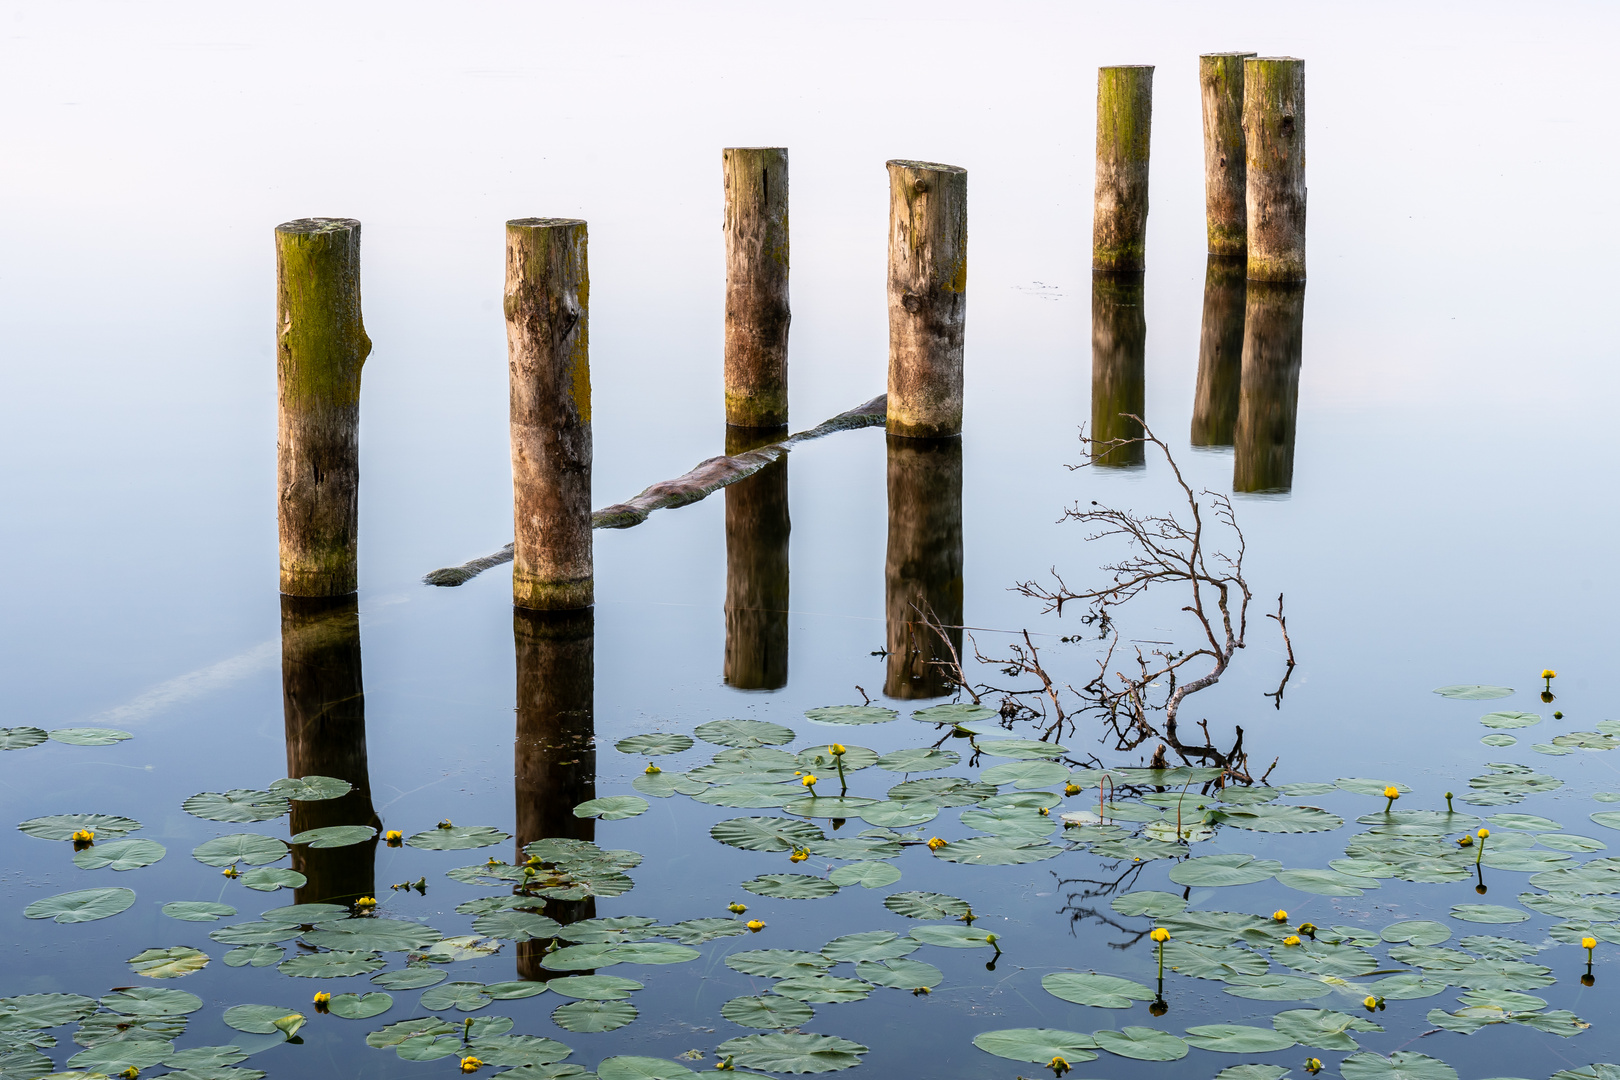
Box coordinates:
[884,434,963,700]
[1233,281,1306,494]
[1090,271,1146,468]
[280,595,380,906]
[723,427,790,691]
[513,607,596,978]
[1190,255,1246,448]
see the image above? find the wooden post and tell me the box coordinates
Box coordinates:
[1093,66,1154,271]
[513,607,596,975]
[275,218,371,597]
[724,427,790,691]
[886,160,968,439]
[507,218,593,611]
[723,148,791,429]
[884,435,963,699]
[281,594,378,906]
[1190,255,1246,447]
[1244,57,1306,281]
[1200,52,1255,256]
[1234,281,1305,493]
[1090,271,1146,467]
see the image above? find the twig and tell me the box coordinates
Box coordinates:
[1263,592,1295,709]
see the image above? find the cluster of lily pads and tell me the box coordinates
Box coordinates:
[5,682,1620,1079]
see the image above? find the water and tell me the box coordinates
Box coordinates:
[3,2,1620,1078]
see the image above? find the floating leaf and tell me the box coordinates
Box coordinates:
[809,837,901,860]
[804,706,897,726]
[100,987,201,1018]
[909,925,997,949]
[874,748,959,773]
[1216,805,1344,834]
[821,931,919,964]
[1222,974,1333,1001]
[825,861,900,890]
[1382,920,1452,945]
[1157,910,1279,947]
[421,982,491,1012]
[658,918,748,945]
[711,817,825,852]
[1278,783,1338,797]
[0,993,96,1026]
[238,868,304,891]
[1272,1008,1383,1051]
[49,727,133,746]
[727,950,834,979]
[67,1039,173,1072]
[1161,942,1269,980]
[858,801,939,827]
[1339,1051,1458,1080]
[693,782,802,809]
[1435,685,1514,700]
[326,992,392,1020]
[127,946,208,979]
[473,911,563,942]
[1450,904,1529,924]
[694,719,794,748]
[73,838,165,872]
[181,790,289,824]
[553,999,635,1032]
[912,702,996,724]
[717,1032,867,1074]
[1482,734,1518,747]
[597,1057,697,1080]
[1272,942,1380,978]
[267,775,352,801]
[884,891,969,920]
[1169,854,1282,887]
[160,901,235,923]
[1182,1024,1296,1053]
[406,824,510,850]
[1539,833,1606,853]
[978,739,1067,760]
[1365,972,1449,999]
[796,745,878,772]
[1041,972,1154,1008]
[163,1045,250,1069]
[1217,1067,1291,1080]
[634,770,709,798]
[1111,891,1187,918]
[289,825,375,848]
[1531,858,1620,893]
[481,982,549,1002]
[18,813,141,842]
[371,965,446,990]
[0,727,47,750]
[25,887,135,923]
[782,797,878,819]
[742,873,839,900]
[858,957,943,991]
[306,920,442,952]
[1480,711,1541,729]
[961,805,1061,840]
[721,995,813,1029]
[772,976,873,1003]
[278,950,383,978]
[546,975,640,1000]
[615,733,694,755]
[1451,959,1556,991]
[573,796,649,821]
[1336,778,1413,796]
[191,833,287,867]
[972,1028,1098,1064]
[544,942,697,970]
[224,944,284,967]
[223,1005,305,1034]
[1276,868,1380,897]
[933,836,1061,865]
[1092,1027,1189,1061]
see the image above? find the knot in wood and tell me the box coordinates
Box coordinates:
[900,291,926,314]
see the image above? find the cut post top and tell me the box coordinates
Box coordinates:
[276,217,360,235]
[724,145,788,152]
[508,217,587,230]
[1246,55,1304,65]
[886,159,967,175]
[1099,63,1154,71]
[1199,51,1256,58]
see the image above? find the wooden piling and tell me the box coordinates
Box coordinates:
[1234,281,1305,492]
[1090,272,1146,467]
[1190,255,1246,447]
[885,435,963,699]
[1243,57,1306,281]
[1093,66,1154,272]
[507,218,593,611]
[1199,53,1255,256]
[886,160,968,439]
[724,427,790,691]
[723,148,791,429]
[275,218,371,598]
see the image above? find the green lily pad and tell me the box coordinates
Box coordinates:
[883,890,969,919]
[809,837,902,860]
[717,1032,867,1074]
[978,739,1067,759]
[1272,942,1380,978]
[67,1040,173,1072]
[1339,1051,1458,1080]
[1482,734,1518,747]
[100,987,202,1018]
[727,949,834,978]
[1519,892,1620,919]
[596,1057,695,1080]
[1459,935,1539,959]
[1093,1027,1188,1061]
[615,733,694,755]
[546,975,640,1000]
[1217,805,1344,833]
[710,817,825,852]
[74,838,165,871]
[694,719,794,748]
[483,981,550,1002]
[972,1028,1098,1064]
[191,833,287,867]
[289,824,376,848]
[859,957,944,990]
[304,920,442,952]
[909,925,998,948]
[1365,972,1449,999]
[1111,890,1187,918]
[1182,1024,1296,1053]
[634,770,709,798]
[163,1045,250,1069]
[1222,974,1333,1001]
[796,745,878,772]
[24,887,135,923]
[820,931,919,963]
[472,911,563,942]
[1450,904,1529,924]
[1539,833,1606,853]
[49,727,133,746]
[857,801,939,827]
[960,806,1058,840]
[1480,712,1541,729]
[721,995,813,1029]
[1435,685,1514,699]
[1041,972,1154,1008]
[912,702,996,724]
[1530,858,1620,893]
[1382,920,1452,945]
[782,796,878,819]
[181,790,289,823]
[1591,812,1620,831]
[573,796,649,821]
[1169,853,1282,887]
[692,782,803,808]
[238,868,305,891]
[223,1004,305,1034]
[874,748,959,772]
[1450,959,1556,991]
[552,999,635,1032]
[406,825,510,850]
[772,976,873,1003]
[421,981,491,1012]
[741,873,839,899]
[267,775,352,801]
[1216,1067,1291,1080]
[224,943,284,967]
[804,705,897,726]
[127,946,208,978]
[0,993,96,1027]
[327,992,392,1020]
[1161,942,1269,980]
[0,727,47,750]
[1276,868,1380,897]
[932,836,1061,865]
[18,813,141,842]
[371,965,446,990]
[1272,1008,1383,1051]
[979,761,1072,789]
[160,901,235,922]
[277,950,384,978]
[544,942,698,970]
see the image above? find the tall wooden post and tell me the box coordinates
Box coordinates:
[281,594,378,906]
[723,148,791,429]
[1200,53,1255,256]
[1090,272,1146,467]
[1093,66,1154,272]
[507,219,593,611]
[1234,282,1305,493]
[886,160,968,439]
[513,607,596,977]
[724,427,790,691]
[1190,255,1246,447]
[884,435,963,699]
[1244,57,1306,281]
[275,218,371,598]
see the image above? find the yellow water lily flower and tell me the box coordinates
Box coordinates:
[830,744,846,756]
[645,763,662,774]
[70,829,95,844]
[1048,1056,1071,1076]
[801,775,817,791]
[1272,910,1288,922]
[119,1069,138,1080]
[745,920,765,932]
[1543,669,1557,680]
[1305,1059,1323,1075]
[1150,927,1170,943]
[1298,922,1317,938]
[1064,783,1081,797]
[728,902,747,914]
[460,1057,484,1073]
[926,837,947,851]
[1458,834,1473,847]
[1478,828,1490,838]
[789,849,809,863]
[1283,935,1301,946]
[438,820,453,829]
[384,830,402,844]
[1583,936,1598,951]
[313,992,331,1004]
[1383,786,1399,799]
[222,866,240,879]
[355,896,377,908]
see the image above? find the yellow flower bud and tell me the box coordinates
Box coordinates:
[1583,936,1598,950]
[1543,669,1557,679]
[1272,910,1288,922]
[789,849,809,863]
[728,902,747,914]
[645,763,662,774]
[460,1057,484,1073]
[1283,935,1301,946]
[745,920,765,932]
[1149,927,1170,943]
[801,775,817,787]
[1383,786,1399,800]
[1458,835,1473,846]
[1064,783,1081,797]
[355,896,377,908]
[1363,995,1378,1009]
[1306,1059,1323,1074]
[830,744,846,756]
[926,837,947,851]
[1478,828,1490,838]
[1298,922,1317,936]
[438,820,453,829]
[222,865,239,878]
[384,830,402,844]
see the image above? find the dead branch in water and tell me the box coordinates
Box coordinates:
[1264,592,1295,709]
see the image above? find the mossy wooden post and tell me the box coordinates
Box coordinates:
[884,435,963,699]
[724,427,790,691]
[275,218,371,597]
[507,219,593,611]
[1200,52,1255,255]
[1244,57,1306,281]
[723,148,790,429]
[1234,281,1305,492]
[1191,255,1246,447]
[886,160,967,439]
[1090,271,1146,467]
[514,607,596,974]
[281,594,378,906]
[1093,66,1154,271]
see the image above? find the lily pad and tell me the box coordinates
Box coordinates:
[1480,711,1541,729]
[74,838,165,871]
[25,887,136,923]
[421,982,492,1012]
[804,706,897,726]
[874,748,959,773]
[1272,942,1380,978]
[932,836,1061,865]
[1382,920,1452,945]
[49,727,133,746]
[980,761,1071,788]
[289,825,376,848]
[741,873,839,900]
[721,995,813,1029]
[657,918,748,946]
[161,901,235,922]
[796,745,878,772]
[0,727,47,750]
[1111,890,1187,918]
[694,719,794,748]
[884,891,969,919]
[305,920,442,952]
[224,944,284,967]
[0,993,97,1026]
[278,950,384,978]
[1216,805,1344,834]
[163,1045,250,1069]
[1183,1024,1296,1053]
[1276,868,1380,897]
[1450,904,1529,924]
[573,797,649,821]
[857,801,939,827]
[327,992,392,1020]
[1435,685,1514,700]
[1169,853,1282,887]
[181,790,289,824]
[1161,942,1270,980]
[406,825,510,850]
[552,999,635,1032]
[596,1058,697,1080]
[223,1004,305,1034]
[191,833,287,867]
[238,868,305,891]
[472,911,563,942]
[127,946,208,978]
[634,770,709,798]
[1093,1027,1189,1061]
[711,817,825,852]
[909,925,998,948]
[67,1040,173,1072]
[1339,1051,1459,1080]
[726,950,834,979]
[1365,972,1449,999]
[18,813,141,842]
[716,1032,867,1074]
[693,782,803,809]
[772,976,873,1003]
[1222,974,1333,1001]
[1272,1008,1383,1051]
[978,738,1067,759]
[267,775,352,801]
[782,796,878,819]
[615,733,694,755]
[546,975,640,1000]
[972,1028,1099,1065]
[371,966,447,990]
[820,931,919,964]
[1041,972,1155,1008]
[1482,734,1519,747]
